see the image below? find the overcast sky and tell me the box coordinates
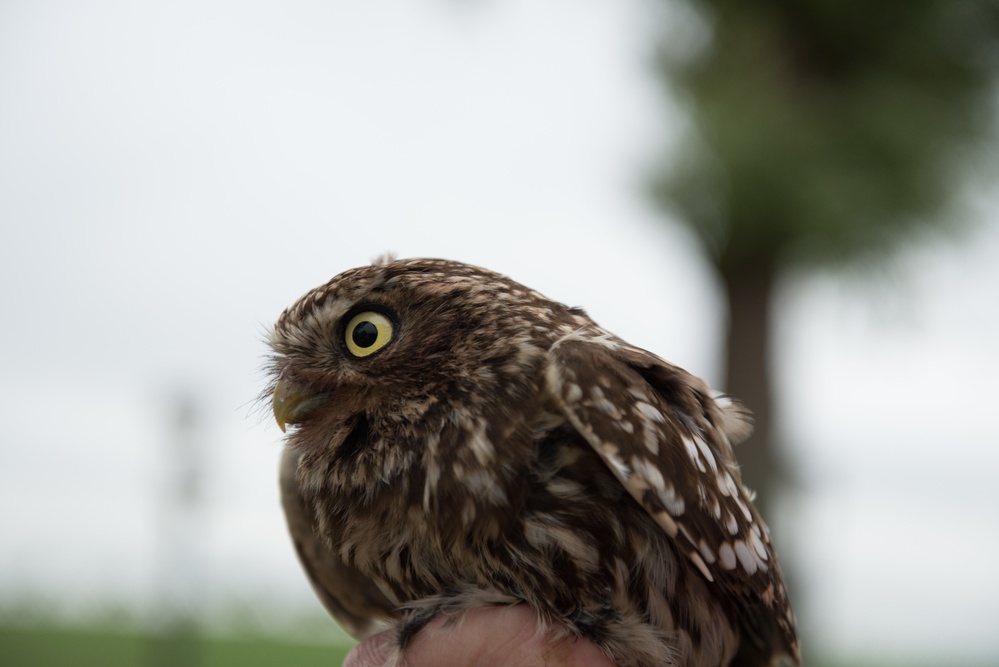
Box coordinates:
[1,1,997,664]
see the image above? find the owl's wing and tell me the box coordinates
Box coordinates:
[546,333,799,664]
[280,447,397,640]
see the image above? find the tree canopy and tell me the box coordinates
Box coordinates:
[654,0,999,271]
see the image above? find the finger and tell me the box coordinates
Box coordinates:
[342,629,394,667]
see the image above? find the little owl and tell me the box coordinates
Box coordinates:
[266,257,799,667]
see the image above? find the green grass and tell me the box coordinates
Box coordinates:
[3,624,993,667]
[0,625,352,667]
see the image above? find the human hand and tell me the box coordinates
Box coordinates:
[343,605,617,667]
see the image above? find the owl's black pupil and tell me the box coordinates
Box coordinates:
[352,321,379,348]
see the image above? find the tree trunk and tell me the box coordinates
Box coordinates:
[719,257,781,521]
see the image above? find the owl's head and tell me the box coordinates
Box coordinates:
[267,257,574,444]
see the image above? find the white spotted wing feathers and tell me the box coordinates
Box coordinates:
[546,329,799,663]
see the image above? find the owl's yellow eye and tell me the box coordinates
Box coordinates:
[345,311,394,357]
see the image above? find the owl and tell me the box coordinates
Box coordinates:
[266,257,799,667]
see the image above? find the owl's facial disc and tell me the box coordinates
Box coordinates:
[272,306,397,432]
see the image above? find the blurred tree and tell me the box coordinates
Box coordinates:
[651,0,999,519]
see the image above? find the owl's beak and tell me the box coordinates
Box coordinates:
[272,373,330,432]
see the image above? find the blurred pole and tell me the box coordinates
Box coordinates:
[147,391,205,667]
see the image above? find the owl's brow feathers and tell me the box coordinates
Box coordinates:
[266,257,800,667]
[272,260,580,367]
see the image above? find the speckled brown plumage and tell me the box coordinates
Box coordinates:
[265,257,800,667]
